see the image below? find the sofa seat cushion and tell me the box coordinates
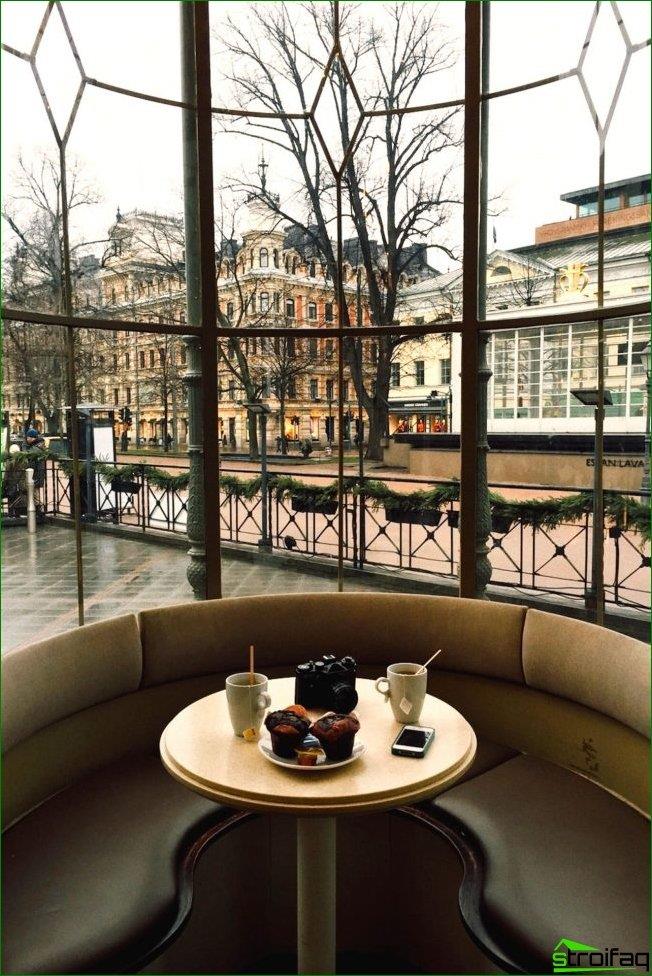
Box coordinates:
[2,754,234,975]
[450,735,518,786]
[432,755,650,973]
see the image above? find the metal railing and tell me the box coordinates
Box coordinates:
[7,457,649,612]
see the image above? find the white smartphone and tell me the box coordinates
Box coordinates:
[391,725,435,758]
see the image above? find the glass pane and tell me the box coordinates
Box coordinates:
[212,1,464,114]
[339,1,464,107]
[485,78,600,316]
[61,1,184,103]
[619,1,652,45]
[33,2,84,138]
[353,111,464,322]
[66,89,184,325]
[604,318,629,418]
[77,327,200,619]
[2,58,185,325]
[516,327,541,419]
[213,128,340,331]
[213,5,464,328]
[1,49,68,316]
[485,6,650,323]
[491,330,516,419]
[218,339,341,597]
[347,332,459,592]
[569,322,598,417]
[630,315,650,419]
[1,0,49,54]
[488,1,590,94]
[1,321,80,650]
[210,0,330,115]
[541,324,569,418]
[603,45,651,186]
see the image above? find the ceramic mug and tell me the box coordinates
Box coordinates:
[226,672,272,737]
[375,662,427,724]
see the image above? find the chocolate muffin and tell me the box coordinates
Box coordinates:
[265,709,311,758]
[284,703,309,721]
[311,713,360,761]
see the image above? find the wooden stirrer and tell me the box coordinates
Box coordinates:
[419,648,443,674]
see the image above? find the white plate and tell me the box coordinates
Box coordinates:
[258,734,366,772]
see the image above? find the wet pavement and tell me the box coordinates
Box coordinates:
[1,523,397,652]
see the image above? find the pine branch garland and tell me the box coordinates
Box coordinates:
[1,452,649,542]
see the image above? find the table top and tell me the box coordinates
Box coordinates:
[160,677,476,816]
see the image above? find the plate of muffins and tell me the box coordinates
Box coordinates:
[259,704,364,770]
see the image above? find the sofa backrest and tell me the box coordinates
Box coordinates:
[2,594,648,825]
[521,609,650,738]
[137,593,528,687]
[2,615,142,752]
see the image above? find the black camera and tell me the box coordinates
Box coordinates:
[295,654,358,713]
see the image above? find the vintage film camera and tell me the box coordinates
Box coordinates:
[295,654,358,713]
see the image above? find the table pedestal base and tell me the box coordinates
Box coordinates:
[297,816,336,974]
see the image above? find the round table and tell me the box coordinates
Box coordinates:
[160,676,476,974]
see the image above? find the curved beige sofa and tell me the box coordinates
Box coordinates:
[2,594,649,974]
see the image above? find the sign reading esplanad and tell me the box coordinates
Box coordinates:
[553,939,650,974]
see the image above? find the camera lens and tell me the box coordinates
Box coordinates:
[331,682,358,713]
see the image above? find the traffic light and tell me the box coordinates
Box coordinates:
[119,407,133,424]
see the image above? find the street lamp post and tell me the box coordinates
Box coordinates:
[639,342,651,492]
[571,387,613,623]
[244,401,272,549]
[327,396,334,455]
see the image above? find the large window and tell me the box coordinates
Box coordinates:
[1,1,649,635]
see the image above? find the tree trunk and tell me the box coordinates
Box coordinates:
[365,400,388,461]
[365,352,391,461]
[163,398,169,452]
[171,386,179,451]
[248,410,259,460]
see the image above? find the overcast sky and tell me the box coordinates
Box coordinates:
[1,0,650,274]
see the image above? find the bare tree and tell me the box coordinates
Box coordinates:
[218,1,461,458]
[2,153,111,433]
[268,334,318,454]
[215,226,268,458]
[140,334,186,451]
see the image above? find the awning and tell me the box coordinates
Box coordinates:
[389,397,448,415]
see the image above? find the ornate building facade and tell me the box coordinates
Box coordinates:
[3,180,434,452]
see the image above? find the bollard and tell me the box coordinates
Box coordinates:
[26,467,36,534]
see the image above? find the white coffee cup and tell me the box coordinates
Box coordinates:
[375,662,427,724]
[226,672,272,737]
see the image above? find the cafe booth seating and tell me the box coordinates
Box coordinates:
[2,593,649,974]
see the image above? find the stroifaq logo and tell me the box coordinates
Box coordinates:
[553,938,650,974]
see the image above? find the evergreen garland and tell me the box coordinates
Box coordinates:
[359,478,460,513]
[1,452,649,542]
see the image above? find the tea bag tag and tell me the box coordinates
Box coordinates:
[399,696,412,715]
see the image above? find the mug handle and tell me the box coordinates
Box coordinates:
[375,676,390,702]
[257,692,272,711]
